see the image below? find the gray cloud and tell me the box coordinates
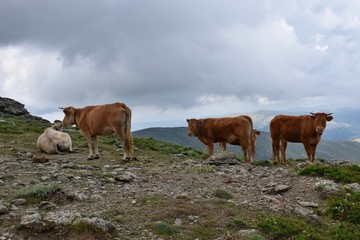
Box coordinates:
[0,0,359,129]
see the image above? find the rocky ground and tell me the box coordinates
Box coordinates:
[0,139,359,239]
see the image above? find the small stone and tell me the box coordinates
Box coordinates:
[11,198,27,206]
[275,184,291,193]
[0,204,9,215]
[299,201,319,208]
[174,218,182,226]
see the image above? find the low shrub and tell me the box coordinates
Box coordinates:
[328,222,360,240]
[326,191,360,224]
[151,222,178,236]
[298,165,360,183]
[257,215,323,239]
[213,189,233,200]
[17,184,61,203]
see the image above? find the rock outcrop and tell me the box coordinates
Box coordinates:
[0,97,49,122]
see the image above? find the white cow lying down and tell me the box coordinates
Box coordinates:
[37,120,73,154]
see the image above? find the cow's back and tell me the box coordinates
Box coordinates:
[270,115,309,142]
[81,103,129,136]
[37,131,51,153]
[37,128,59,153]
[204,117,252,143]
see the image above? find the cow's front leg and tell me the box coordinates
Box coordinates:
[207,142,214,157]
[309,144,317,162]
[92,135,100,159]
[303,142,313,162]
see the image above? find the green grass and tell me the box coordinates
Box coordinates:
[328,222,360,240]
[326,191,360,224]
[16,184,61,203]
[257,211,360,240]
[298,164,360,183]
[70,219,117,239]
[0,114,50,134]
[151,222,178,236]
[2,115,360,239]
[213,189,233,200]
[257,215,326,240]
[133,137,204,158]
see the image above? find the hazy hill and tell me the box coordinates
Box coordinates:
[133,127,360,161]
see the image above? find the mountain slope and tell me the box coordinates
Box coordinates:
[133,127,360,161]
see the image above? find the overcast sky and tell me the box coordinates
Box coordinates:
[0,0,359,130]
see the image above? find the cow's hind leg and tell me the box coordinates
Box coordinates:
[280,139,288,166]
[82,133,95,160]
[116,129,132,160]
[219,142,227,151]
[53,143,63,154]
[241,145,248,163]
[92,135,100,159]
[240,138,252,164]
[272,140,281,166]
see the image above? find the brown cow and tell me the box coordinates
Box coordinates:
[187,116,253,163]
[61,102,133,160]
[270,112,333,166]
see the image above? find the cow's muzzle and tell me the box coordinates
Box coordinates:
[316,127,324,135]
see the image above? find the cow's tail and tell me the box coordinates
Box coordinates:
[244,116,254,162]
[123,104,134,159]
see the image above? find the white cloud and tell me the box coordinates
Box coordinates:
[0,0,359,130]
[320,7,360,30]
[315,44,329,52]
[195,94,238,105]
[0,46,61,107]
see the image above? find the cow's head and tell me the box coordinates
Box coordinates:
[310,112,333,135]
[60,107,76,126]
[252,129,261,154]
[52,120,63,131]
[186,118,204,137]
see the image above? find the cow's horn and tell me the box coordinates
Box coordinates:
[327,113,333,116]
[310,112,316,115]
[59,107,64,109]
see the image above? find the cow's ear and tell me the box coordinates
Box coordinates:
[254,129,261,135]
[326,116,333,121]
[310,115,316,120]
[186,119,189,123]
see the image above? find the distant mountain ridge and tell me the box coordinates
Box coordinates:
[2,96,359,161]
[133,127,360,162]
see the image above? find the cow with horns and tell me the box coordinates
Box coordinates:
[270,112,333,166]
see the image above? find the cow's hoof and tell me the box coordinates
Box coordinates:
[87,157,95,160]
[94,155,100,159]
[122,157,131,162]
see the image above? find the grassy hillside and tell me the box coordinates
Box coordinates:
[1,115,359,239]
[133,127,360,161]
